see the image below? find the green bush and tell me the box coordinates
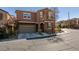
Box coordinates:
[57,25,61,32]
[56,24,61,32]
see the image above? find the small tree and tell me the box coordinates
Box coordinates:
[57,24,61,32]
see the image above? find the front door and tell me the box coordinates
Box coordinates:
[40,23,44,32]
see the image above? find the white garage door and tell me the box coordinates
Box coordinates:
[18,24,36,33]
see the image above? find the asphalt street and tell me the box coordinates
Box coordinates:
[0,29,79,51]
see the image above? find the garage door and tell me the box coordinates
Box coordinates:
[18,24,36,33]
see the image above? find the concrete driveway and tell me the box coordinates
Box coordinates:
[0,28,79,51]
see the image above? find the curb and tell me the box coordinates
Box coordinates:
[27,34,56,40]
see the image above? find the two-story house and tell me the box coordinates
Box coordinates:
[16,8,55,33]
[0,9,15,33]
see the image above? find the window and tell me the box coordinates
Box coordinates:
[48,23,52,29]
[76,19,79,24]
[23,13,31,19]
[48,11,53,19]
[40,12,43,18]
[0,13,3,20]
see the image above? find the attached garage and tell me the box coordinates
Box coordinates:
[18,23,36,33]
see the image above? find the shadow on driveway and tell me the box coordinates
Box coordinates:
[47,36,63,43]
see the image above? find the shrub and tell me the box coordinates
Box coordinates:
[55,24,61,32]
[0,27,9,39]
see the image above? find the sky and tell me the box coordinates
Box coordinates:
[0,7,79,21]
[58,7,79,21]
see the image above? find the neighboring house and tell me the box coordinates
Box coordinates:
[58,18,79,28]
[16,8,56,33]
[70,18,79,28]
[0,9,15,33]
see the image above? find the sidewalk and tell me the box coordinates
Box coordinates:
[57,28,70,35]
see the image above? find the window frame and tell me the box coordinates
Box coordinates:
[47,22,52,29]
[39,11,43,18]
[48,11,53,19]
[23,12,31,20]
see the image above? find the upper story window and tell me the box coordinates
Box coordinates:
[23,13,31,20]
[48,11,53,19]
[40,12,43,18]
[76,19,79,25]
[0,13,3,20]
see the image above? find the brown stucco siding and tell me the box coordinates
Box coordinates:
[16,8,56,33]
[16,10,37,22]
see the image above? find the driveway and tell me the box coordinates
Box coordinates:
[0,28,79,51]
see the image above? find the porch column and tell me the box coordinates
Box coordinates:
[38,23,41,32]
[12,26,14,32]
[12,24,15,33]
[6,27,9,34]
